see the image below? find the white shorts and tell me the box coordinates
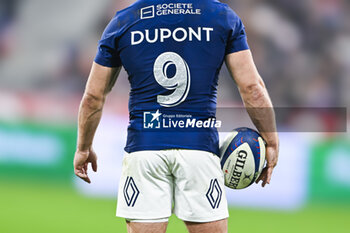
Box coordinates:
[116,149,229,223]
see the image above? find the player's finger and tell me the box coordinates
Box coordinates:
[261,167,274,187]
[255,173,262,183]
[256,167,269,187]
[87,150,98,172]
[91,159,97,172]
[255,167,266,184]
[266,167,274,184]
[84,163,88,173]
[75,169,91,183]
[80,176,91,183]
[261,171,268,187]
[84,176,91,183]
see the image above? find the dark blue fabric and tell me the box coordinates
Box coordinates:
[94,0,249,155]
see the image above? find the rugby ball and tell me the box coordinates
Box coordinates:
[220,127,266,189]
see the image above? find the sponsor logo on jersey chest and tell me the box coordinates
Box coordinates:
[140,3,201,19]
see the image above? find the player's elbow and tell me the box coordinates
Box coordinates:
[240,79,267,104]
[81,92,105,110]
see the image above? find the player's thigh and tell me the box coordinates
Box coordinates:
[117,151,173,220]
[185,219,227,233]
[172,150,229,222]
[127,221,168,233]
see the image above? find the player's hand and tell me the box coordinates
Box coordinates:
[256,144,279,187]
[73,148,98,184]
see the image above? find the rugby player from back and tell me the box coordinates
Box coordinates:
[73,1,279,233]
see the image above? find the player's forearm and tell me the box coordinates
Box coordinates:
[77,93,105,152]
[239,81,278,147]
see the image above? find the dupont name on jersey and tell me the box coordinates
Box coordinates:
[131,27,214,45]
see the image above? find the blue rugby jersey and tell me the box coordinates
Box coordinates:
[94,0,249,155]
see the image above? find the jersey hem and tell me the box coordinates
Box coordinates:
[124,145,219,157]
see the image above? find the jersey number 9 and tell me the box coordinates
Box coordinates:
[153,52,191,107]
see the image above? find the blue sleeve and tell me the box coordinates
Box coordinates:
[94,15,122,67]
[225,8,249,55]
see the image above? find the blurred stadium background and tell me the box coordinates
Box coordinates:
[0,0,349,232]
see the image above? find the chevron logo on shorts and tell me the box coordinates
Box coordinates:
[206,179,222,209]
[123,176,140,207]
